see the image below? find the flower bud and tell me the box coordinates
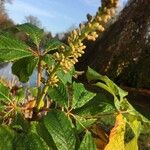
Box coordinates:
[97,25,105,32]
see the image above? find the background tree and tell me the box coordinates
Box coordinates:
[75,0,150,114]
[76,0,150,90]
[24,15,42,28]
[0,0,13,31]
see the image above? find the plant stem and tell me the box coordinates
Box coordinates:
[36,64,59,110]
[37,58,41,87]
[36,84,49,110]
[37,57,42,99]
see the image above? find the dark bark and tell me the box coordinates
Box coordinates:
[76,0,150,89]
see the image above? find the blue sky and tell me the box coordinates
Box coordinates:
[6,0,127,35]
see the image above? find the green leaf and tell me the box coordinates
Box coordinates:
[11,113,30,132]
[86,67,128,111]
[79,131,96,150]
[86,66,104,82]
[44,110,76,150]
[0,35,33,62]
[0,125,16,150]
[56,67,75,85]
[13,134,27,150]
[0,82,11,102]
[120,99,150,134]
[74,93,116,131]
[14,132,49,150]
[48,82,68,107]
[86,67,128,101]
[37,122,58,150]
[72,82,96,109]
[44,38,66,53]
[14,121,50,150]
[86,68,150,134]
[15,87,26,102]
[0,105,5,112]
[17,23,44,47]
[29,87,38,97]
[42,54,56,67]
[74,93,116,116]
[12,56,38,82]
[75,115,96,133]
[120,99,150,123]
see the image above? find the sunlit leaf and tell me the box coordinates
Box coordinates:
[125,120,141,150]
[86,67,128,102]
[44,38,66,53]
[86,66,104,81]
[0,34,33,62]
[119,99,150,134]
[17,23,44,47]
[104,113,126,150]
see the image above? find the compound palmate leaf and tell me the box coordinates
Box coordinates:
[44,110,76,150]
[0,34,33,62]
[79,131,97,150]
[12,56,38,83]
[16,23,44,47]
[104,113,126,150]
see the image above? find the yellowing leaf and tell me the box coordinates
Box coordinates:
[125,137,138,150]
[125,120,141,150]
[104,113,126,150]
